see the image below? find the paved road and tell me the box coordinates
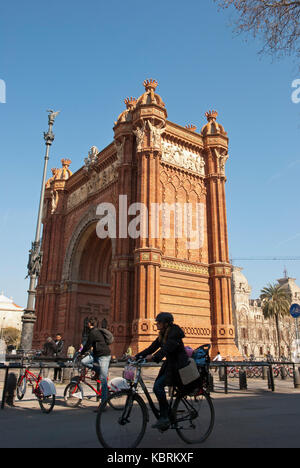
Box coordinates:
[1,376,300,448]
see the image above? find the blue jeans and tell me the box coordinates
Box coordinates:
[153,374,169,417]
[81,354,111,402]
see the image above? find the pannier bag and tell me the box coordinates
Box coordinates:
[99,328,114,345]
[178,358,201,386]
[109,377,130,392]
[193,344,211,367]
[39,379,56,396]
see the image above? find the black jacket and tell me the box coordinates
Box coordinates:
[55,339,64,357]
[42,341,56,357]
[81,327,111,358]
[137,324,189,384]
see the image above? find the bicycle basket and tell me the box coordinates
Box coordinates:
[123,365,136,381]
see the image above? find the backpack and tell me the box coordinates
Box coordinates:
[193,344,211,367]
[99,328,114,345]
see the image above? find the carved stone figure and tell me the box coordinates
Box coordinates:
[214,148,229,175]
[84,146,99,172]
[133,122,147,152]
[51,190,59,214]
[114,137,125,167]
[147,121,165,150]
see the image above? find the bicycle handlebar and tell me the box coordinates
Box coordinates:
[127,357,147,366]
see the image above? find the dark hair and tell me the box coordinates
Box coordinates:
[155,313,174,325]
[88,317,98,327]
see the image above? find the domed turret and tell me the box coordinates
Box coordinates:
[232,267,251,295]
[201,110,227,137]
[135,79,166,109]
[114,97,137,125]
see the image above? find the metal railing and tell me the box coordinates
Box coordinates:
[1,356,300,409]
[209,361,300,394]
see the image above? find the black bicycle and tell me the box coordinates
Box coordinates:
[95,358,215,448]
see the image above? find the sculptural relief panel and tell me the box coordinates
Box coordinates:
[161,140,205,176]
[67,159,119,212]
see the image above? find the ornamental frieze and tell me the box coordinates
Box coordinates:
[67,160,118,211]
[161,140,205,176]
[161,259,208,275]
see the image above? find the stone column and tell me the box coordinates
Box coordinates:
[204,116,240,359]
[131,108,166,353]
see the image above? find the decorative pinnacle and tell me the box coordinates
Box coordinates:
[61,158,71,167]
[205,110,218,122]
[185,124,197,132]
[143,78,158,92]
[124,97,137,109]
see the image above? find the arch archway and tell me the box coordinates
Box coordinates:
[67,221,113,346]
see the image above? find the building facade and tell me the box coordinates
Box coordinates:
[33,79,239,358]
[0,292,24,333]
[232,267,299,359]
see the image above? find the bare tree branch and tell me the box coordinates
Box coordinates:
[214,0,300,59]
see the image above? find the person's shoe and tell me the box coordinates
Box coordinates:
[151,416,170,431]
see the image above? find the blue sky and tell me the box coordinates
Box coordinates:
[0,0,299,307]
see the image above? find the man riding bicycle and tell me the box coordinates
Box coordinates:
[135,312,189,430]
[79,318,111,404]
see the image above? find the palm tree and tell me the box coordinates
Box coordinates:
[260,283,292,359]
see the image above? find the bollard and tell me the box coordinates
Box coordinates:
[239,369,247,390]
[262,366,268,380]
[267,365,275,391]
[5,373,17,406]
[62,367,73,384]
[280,366,287,380]
[208,373,214,393]
[294,367,300,389]
[219,366,225,382]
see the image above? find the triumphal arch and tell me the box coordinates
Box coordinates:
[34,79,239,358]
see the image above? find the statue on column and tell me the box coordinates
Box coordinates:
[133,121,147,152]
[147,121,165,150]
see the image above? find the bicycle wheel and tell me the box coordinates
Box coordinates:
[173,391,215,444]
[16,374,27,400]
[96,390,148,448]
[36,389,55,414]
[64,382,83,408]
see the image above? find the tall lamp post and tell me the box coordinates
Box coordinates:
[20,110,60,351]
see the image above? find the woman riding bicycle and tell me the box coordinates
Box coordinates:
[135,312,189,430]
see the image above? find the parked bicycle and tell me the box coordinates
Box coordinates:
[16,351,56,414]
[272,363,294,379]
[63,353,115,408]
[95,358,215,448]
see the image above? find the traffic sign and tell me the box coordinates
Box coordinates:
[290,303,300,319]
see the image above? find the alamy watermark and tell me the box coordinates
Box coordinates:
[95,195,205,250]
[0,79,6,103]
[291,79,300,104]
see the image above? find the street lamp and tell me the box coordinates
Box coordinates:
[20,110,60,351]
